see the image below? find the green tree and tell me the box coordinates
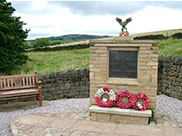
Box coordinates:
[0,0,29,73]
[50,40,62,45]
[23,42,31,49]
[32,38,50,48]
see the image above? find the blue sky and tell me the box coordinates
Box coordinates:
[8,0,182,40]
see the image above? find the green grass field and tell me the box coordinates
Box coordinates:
[8,38,182,75]
[12,49,90,75]
[159,39,182,55]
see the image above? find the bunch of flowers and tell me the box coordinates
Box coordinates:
[95,87,150,111]
[116,90,132,109]
[95,87,116,107]
[131,92,150,111]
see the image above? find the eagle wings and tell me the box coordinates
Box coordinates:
[116,17,132,32]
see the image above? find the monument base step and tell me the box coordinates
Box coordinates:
[89,105,152,125]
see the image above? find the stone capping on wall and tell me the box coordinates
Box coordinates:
[89,105,152,117]
[89,39,159,44]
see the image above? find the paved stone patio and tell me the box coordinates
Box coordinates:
[11,110,182,136]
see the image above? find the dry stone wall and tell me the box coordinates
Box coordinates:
[38,68,89,100]
[158,55,182,100]
[37,55,182,101]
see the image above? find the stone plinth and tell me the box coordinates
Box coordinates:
[89,36,158,122]
[90,105,151,124]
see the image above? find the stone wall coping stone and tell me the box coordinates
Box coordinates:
[89,105,152,117]
[89,37,159,44]
[93,43,153,47]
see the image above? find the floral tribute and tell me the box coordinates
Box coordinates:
[131,92,150,111]
[95,87,116,107]
[116,90,132,109]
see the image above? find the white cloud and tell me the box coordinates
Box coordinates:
[15,3,118,39]
[129,6,182,33]
[11,1,182,39]
[31,0,47,10]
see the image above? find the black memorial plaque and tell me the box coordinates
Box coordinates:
[109,50,138,78]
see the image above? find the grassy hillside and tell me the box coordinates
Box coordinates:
[11,49,89,75]
[3,28,182,75]
[132,28,182,37]
[159,39,182,55]
[11,38,182,75]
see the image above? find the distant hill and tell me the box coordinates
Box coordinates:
[26,34,111,50]
[48,34,111,42]
[27,34,111,47]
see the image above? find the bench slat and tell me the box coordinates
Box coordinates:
[7,79,10,88]
[3,79,6,88]
[0,85,37,91]
[0,89,39,97]
[0,95,37,101]
[0,100,39,107]
[26,77,28,86]
[0,74,36,79]
[22,77,25,86]
[11,79,13,88]
[32,77,35,85]
[29,77,32,86]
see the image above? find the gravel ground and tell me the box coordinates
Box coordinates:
[156,95,182,118]
[1,95,182,136]
[0,98,89,136]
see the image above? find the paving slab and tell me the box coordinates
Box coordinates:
[162,126,182,136]
[72,120,117,134]
[11,110,182,136]
[116,124,162,136]
[49,118,77,129]
[14,114,55,127]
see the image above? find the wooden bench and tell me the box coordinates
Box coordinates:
[0,72,42,109]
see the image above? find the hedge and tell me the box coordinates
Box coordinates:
[134,34,168,40]
[26,43,90,52]
[171,33,182,39]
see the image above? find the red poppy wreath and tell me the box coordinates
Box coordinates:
[131,92,150,111]
[116,90,132,109]
[95,87,116,107]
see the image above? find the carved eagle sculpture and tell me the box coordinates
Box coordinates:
[116,17,132,33]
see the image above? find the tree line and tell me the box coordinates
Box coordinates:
[0,0,28,73]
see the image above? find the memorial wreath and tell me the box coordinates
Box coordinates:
[95,87,116,107]
[131,92,150,111]
[116,90,132,109]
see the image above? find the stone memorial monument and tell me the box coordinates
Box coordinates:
[89,17,159,124]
